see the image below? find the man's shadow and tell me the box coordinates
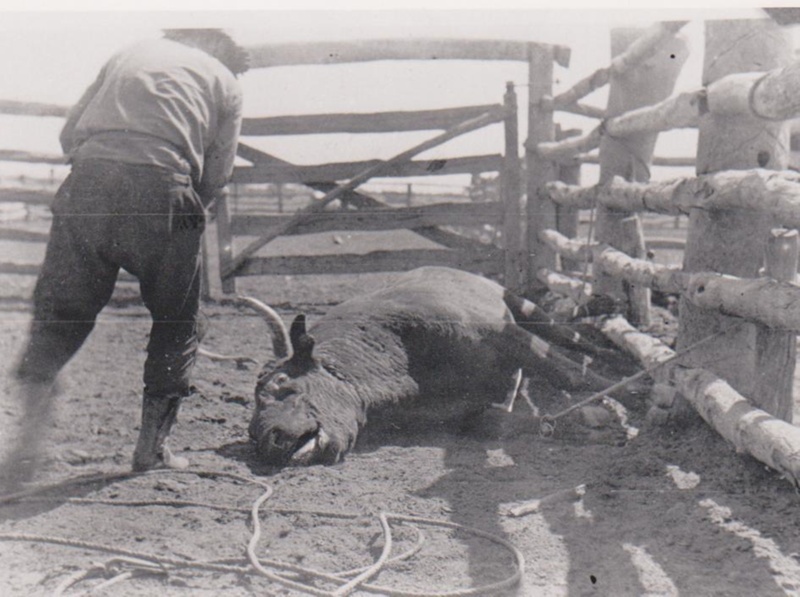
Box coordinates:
[216,391,629,595]
[0,471,139,523]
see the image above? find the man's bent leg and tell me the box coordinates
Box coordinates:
[133,316,197,471]
[133,204,203,471]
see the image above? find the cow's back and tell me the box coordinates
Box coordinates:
[310,268,518,402]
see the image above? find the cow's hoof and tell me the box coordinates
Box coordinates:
[579,405,613,428]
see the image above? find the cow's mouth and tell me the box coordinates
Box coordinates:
[288,426,332,465]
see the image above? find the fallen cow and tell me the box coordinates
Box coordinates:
[242,266,635,466]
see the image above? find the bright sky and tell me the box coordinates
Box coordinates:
[0,4,781,189]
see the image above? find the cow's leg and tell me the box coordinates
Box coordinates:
[490,368,524,412]
[497,324,620,393]
[503,290,624,362]
[503,291,640,382]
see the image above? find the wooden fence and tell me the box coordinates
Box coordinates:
[0,30,696,293]
[531,18,800,487]
[212,38,577,294]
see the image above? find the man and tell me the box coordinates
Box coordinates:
[8,29,248,482]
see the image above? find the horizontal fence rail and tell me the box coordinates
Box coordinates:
[245,38,571,69]
[0,149,65,165]
[0,99,69,118]
[545,170,800,227]
[237,247,505,278]
[230,201,503,236]
[550,21,688,111]
[233,154,504,184]
[241,104,503,136]
[0,188,56,205]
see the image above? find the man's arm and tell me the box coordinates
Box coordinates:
[197,89,243,206]
[59,65,108,155]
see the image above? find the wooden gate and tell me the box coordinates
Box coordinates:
[213,39,570,293]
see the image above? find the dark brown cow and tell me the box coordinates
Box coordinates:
[243,267,631,466]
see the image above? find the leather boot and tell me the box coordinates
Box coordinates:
[132,394,189,472]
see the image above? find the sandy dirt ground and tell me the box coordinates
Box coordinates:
[1,226,800,596]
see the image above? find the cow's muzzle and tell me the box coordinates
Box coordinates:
[253,421,335,466]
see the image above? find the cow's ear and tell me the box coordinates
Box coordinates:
[290,314,307,345]
[289,314,316,368]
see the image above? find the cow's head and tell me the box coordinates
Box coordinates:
[240,298,360,467]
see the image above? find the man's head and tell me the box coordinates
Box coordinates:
[163,28,249,76]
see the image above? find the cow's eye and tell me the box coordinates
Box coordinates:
[274,386,296,401]
[272,373,289,386]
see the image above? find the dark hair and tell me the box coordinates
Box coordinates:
[163,28,250,76]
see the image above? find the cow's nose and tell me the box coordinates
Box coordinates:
[267,428,296,452]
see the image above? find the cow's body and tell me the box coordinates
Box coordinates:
[246,266,625,466]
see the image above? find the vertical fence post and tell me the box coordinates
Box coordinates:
[678,18,792,409]
[277,183,284,213]
[525,45,558,294]
[755,229,799,422]
[502,81,524,292]
[618,215,651,327]
[595,27,688,326]
[214,193,237,295]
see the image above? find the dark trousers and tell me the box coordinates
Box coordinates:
[16,159,206,399]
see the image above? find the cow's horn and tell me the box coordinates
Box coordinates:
[236,296,291,359]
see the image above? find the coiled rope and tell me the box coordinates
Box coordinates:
[0,468,524,596]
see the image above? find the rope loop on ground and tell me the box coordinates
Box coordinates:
[0,467,525,597]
